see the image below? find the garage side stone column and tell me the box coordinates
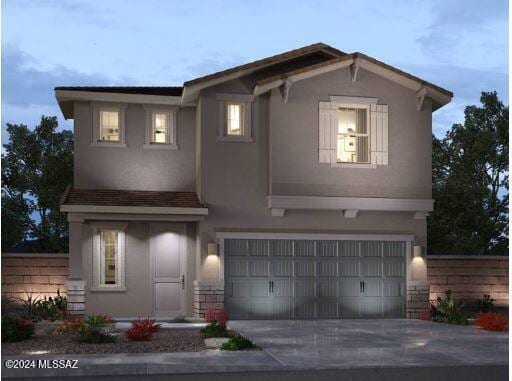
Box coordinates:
[406,282,430,319]
[193,280,224,318]
[66,280,85,316]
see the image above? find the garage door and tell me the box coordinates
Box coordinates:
[224,238,406,319]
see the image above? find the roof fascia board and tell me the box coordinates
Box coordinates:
[267,195,434,212]
[55,90,183,106]
[61,204,209,215]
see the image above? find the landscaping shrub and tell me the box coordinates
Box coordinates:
[204,309,217,324]
[76,314,116,343]
[475,312,508,332]
[53,318,84,336]
[216,309,229,328]
[419,309,432,321]
[432,290,466,325]
[84,314,114,328]
[36,290,67,321]
[203,308,229,327]
[2,317,35,342]
[77,325,116,343]
[125,318,161,341]
[220,335,256,351]
[15,292,41,322]
[477,294,495,313]
[200,323,229,338]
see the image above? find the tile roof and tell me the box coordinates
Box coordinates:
[60,188,204,208]
[54,86,183,96]
[183,43,345,87]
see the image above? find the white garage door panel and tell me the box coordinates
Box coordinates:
[225,238,406,319]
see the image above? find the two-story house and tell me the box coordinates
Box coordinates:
[56,43,452,320]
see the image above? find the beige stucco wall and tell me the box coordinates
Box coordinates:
[195,68,432,281]
[73,102,196,191]
[269,67,433,198]
[80,221,196,318]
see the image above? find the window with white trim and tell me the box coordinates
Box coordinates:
[216,93,254,142]
[226,102,245,136]
[143,107,178,149]
[92,103,127,147]
[336,106,369,164]
[319,97,388,167]
[92,223,126,291]
[100,230,119,285]
[100,109,120,142]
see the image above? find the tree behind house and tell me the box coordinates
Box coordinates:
[428,92,509,255]
[2,116,73,252]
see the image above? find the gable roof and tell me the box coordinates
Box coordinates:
[183,43,345,87]
[55,43,452,112]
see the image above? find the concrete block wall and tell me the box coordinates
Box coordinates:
[1,253,69,300]
[406,282,430,318]
[193,280,225,318]
[428,256,509,307]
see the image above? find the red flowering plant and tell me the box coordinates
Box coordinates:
[419,309,432,321]
[200,308,230,338]
[475,312,508,332]
[125,317,161,341]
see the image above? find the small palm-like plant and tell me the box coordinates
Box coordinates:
[434,290,466,325]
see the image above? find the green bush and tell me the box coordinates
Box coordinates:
[220,335,256,351]
[433,290,466,325]
[2,317,35,342]
[36,290,67,321]
[477,294,495,313]
[77,326,116,344]
[200,323,229,338]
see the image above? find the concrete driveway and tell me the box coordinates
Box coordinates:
[228,319,508,369]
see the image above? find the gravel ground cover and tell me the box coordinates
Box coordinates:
[2,328,205,355]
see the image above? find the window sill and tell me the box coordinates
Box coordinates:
[330,162,377,169]
[90,286,127,292]
[91,141,127,148]
[143,143,179,150]
[216,136,254,143]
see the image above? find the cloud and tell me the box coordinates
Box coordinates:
[1,45,133,129]
[417,0,508,69]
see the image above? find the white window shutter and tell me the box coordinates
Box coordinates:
[319,102,337,163]
[370,104,388,165]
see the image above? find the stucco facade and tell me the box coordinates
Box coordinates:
[57,43,451,318]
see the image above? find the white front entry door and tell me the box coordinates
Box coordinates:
[150,224,186,317]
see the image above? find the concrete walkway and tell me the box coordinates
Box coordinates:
[2,319,508,380]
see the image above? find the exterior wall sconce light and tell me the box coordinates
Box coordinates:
[413,245,423,258]
[207,243,219,256]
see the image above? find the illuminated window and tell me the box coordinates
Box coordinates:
[99,110,120,142]
[336,107,369,163]
[100,230,119,285]
[226,102,244,136]
[151,113,170,144]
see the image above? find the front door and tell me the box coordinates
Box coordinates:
[150,224,185,317]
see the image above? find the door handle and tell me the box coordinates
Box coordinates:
[181,275,185,290]
[363,281,365,293]
[360,281,363,293]
[269,281,272,293]
[271,281,274,293]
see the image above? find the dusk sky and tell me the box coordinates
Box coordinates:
[2,0,508,139]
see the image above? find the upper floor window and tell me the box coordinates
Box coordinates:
[100,109,120,142]
[92,103,127,148]
[143,107,178,149]
[319,97,388,168]
[216,93,254,142]
[336,107,369,164]
[226,102,245,136]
